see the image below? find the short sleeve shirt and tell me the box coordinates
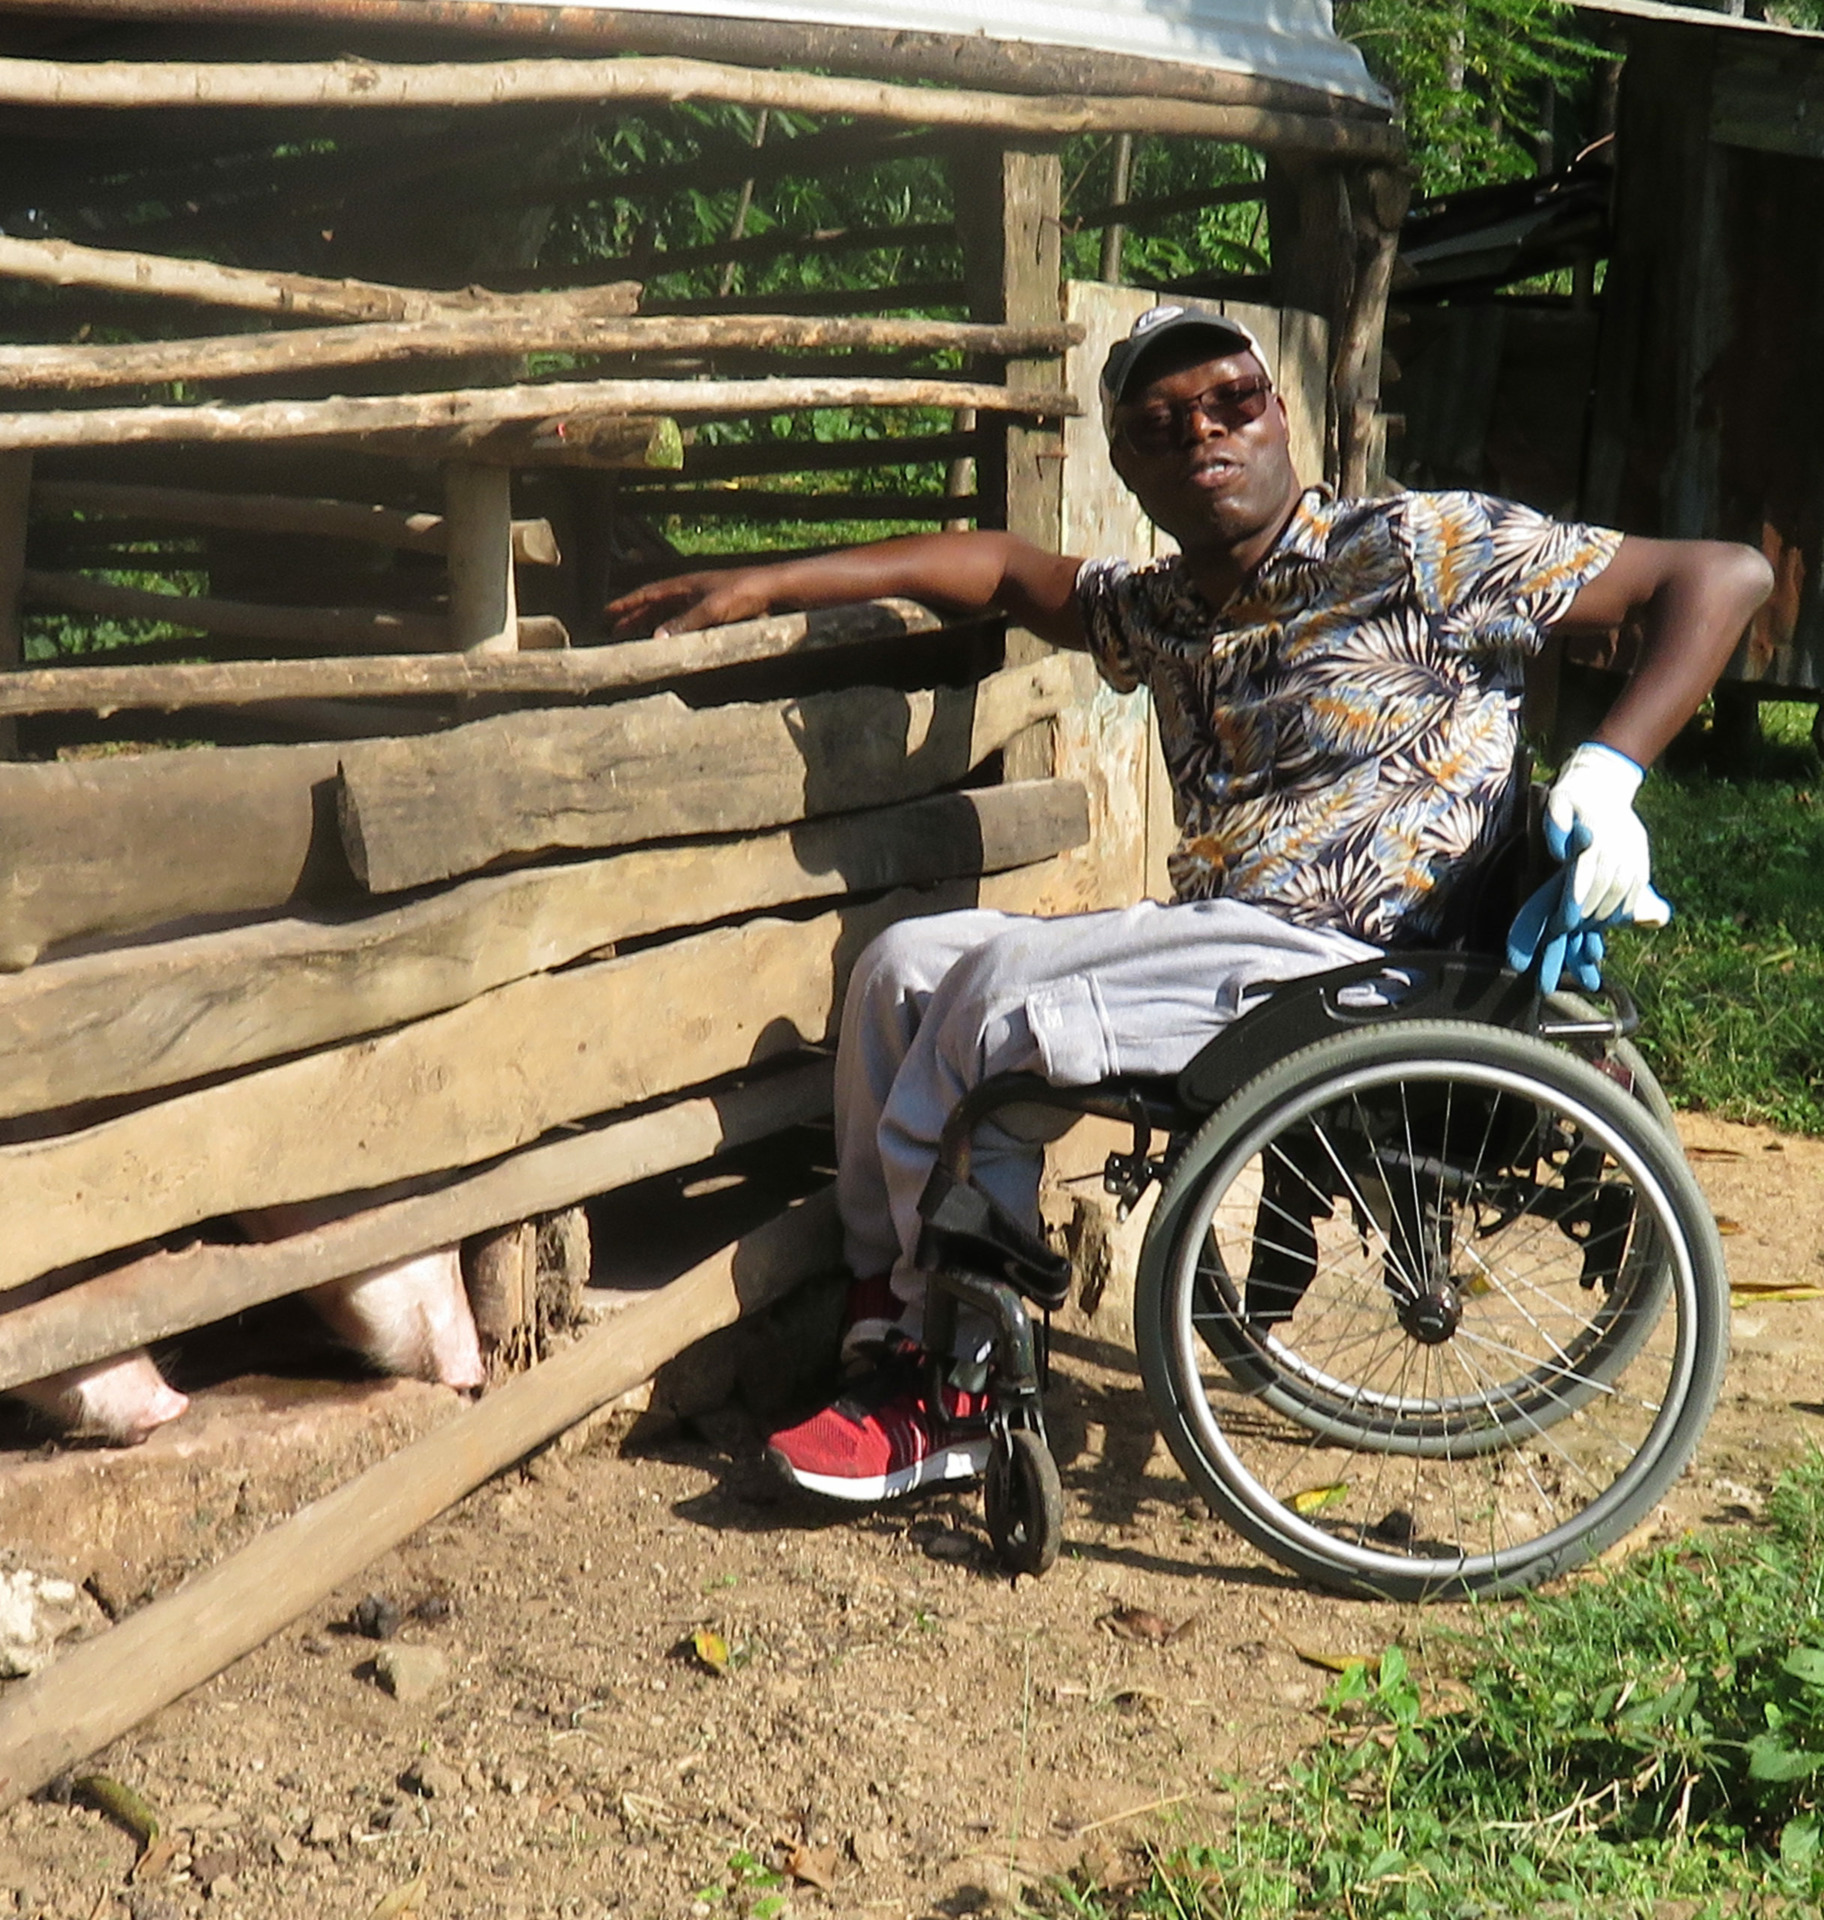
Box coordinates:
[1076,488,1624,947]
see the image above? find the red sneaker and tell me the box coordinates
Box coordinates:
[767,1365,992,1503]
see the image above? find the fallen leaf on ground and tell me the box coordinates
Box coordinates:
[1098,1607,1182,1646]
[784,1843,839,1890]
[1733,1286,1824,1305]
[1290,1482,1350,1516]
[1288,1642,1371,1675]
[129,1835,179,1884]
[1686,1146,1746,1162]
[368,1876,428,1920]
[1714,1217,1744,1236]
[689,1627,731,1676]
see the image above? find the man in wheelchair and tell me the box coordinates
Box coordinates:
[609,306,1773,1511]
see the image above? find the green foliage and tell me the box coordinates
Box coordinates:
[1334,0,1604,195]
[1607,705,1824,1135]
[1040,1456,1824,1917]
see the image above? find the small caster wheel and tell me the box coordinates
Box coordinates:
[984,1428,1063,1576]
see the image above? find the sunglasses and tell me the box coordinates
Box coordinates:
[1114,374,1274,457]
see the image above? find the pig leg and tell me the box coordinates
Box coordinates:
[304,1248,484,1392]
[235,1201,485,1393]
[8,1350,189,1447]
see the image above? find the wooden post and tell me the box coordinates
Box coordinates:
[0,452,30,760]
[1100,135,1135,285]
[955,136,1065,782]
[1265,156,1351,484]
[1334,165,1409,497]
[464,1220,536,1377]
[443,463,519,653]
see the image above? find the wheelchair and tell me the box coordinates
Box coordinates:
[912,942,1729,1602]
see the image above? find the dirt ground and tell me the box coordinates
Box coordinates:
[3,1113,1824,1920]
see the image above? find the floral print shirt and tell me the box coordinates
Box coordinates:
[1076,488,1624,946]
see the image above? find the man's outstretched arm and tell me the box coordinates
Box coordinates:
[605,531,1089,647]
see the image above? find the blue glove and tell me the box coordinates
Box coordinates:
[1506,821,1660,994]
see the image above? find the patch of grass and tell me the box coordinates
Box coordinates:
[1040,1456,1824,1918]
[1606,704,1824,1134]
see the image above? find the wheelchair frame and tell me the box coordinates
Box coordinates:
[912,951,1729,1600]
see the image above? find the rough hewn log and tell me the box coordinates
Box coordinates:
[0,597,952,716]
[0,313,1077,395]
[0,740,347,971]
[0,781,1087,1119]
[33,481,561,565]
[419,413,683,470]
[0,1061,834,1394]
[0,54,1401,155]
[442,464,517,653]
[0,229,641,323]
[22,568,452,653]
[0,886,954,1291]
[0,375,1076,452]
[0,1187,842,1812]
[339,654,1080,892]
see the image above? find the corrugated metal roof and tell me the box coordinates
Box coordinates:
[481,0,1390,107]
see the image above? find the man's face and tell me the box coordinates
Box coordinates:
[1108,345,1301,558]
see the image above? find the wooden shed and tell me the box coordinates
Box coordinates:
[0,0,1399,1785]
[1387,0,1824,733]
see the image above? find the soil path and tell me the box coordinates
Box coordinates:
[2,1115,1822,1920]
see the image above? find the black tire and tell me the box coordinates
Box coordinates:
[984,1428,1063,1577]
[1134,1021,1728,1601]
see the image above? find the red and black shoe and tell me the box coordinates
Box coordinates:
[766,1360,991,1503]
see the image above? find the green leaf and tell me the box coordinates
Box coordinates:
[1781,1815,1822,1871]
[1747,1733,1824,1782]
[1783,1646,1824,1688]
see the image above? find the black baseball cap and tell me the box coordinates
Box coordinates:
[1099,305,1272,440]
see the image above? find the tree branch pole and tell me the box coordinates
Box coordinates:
[0,598,954,715]
[0,312,1080,395]
[33,481,561,565]
[0,375,1076,453]
[0,54,1402,157]
[0,231,640,323]
[0,1189,841,1813]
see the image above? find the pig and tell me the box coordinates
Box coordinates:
[2,1255,191,1447]
[6,1349,190,1446]
[236,1202,484,1392]
[303,1248,484,1392]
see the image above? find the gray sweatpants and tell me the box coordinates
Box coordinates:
[834,899,1378,1338]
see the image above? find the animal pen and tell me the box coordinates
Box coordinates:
[0,0,1397,1795]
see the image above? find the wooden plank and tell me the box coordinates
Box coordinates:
[0,375,1076,453]
[338,654,1080,892]
[0,311,1074,397]
[0,781,1087,1119]
[22,568,452,654]
[33,481,561,566]
[0,596,955,718]
[0,229,641,324]
[0,1187,842,1812]
[0,1060,835,1393]
[0,739,347,971]
[0,54,1402,156]
[0,886,958,1292]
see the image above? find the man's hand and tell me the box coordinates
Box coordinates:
[605,566,784,640]
[1543,742,1671,927]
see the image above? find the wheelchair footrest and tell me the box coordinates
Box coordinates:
[915,1166,1074,1311]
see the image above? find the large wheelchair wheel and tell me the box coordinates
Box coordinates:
[1134,1020,1728,1600]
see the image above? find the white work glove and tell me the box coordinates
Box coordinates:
[1543,742,1671,928]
